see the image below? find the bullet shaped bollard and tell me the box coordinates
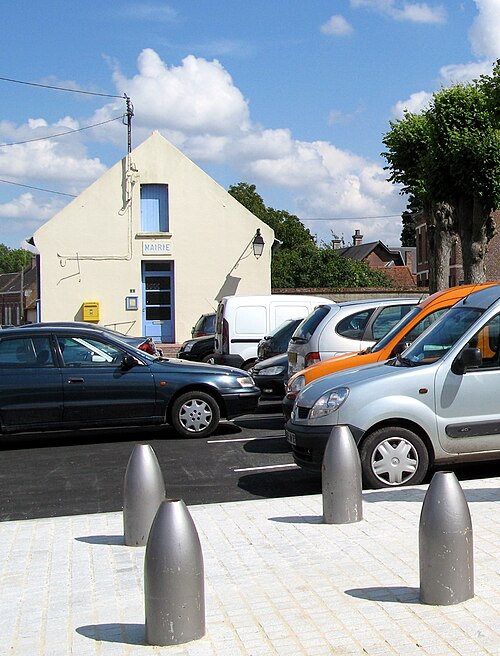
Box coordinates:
[144,499,205,646]
[123,444,166,547]
[419,471,474,605]
[322,425,363,524]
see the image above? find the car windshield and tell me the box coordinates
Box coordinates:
[370,306,422,353]
[392,306,483,366]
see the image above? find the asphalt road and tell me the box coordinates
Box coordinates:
[0,405,321,521]
[0,404,498,522]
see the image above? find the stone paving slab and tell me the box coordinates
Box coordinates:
[0,477,498,655]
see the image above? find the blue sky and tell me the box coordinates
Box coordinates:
[0,1,498,251]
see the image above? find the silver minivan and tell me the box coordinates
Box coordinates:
[287,298,419,376]
[285,284,500,488]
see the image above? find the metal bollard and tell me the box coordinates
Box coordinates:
[123,444,166,547]
[419,471,474,605]
[322,425,363,524]
[144,498,205,646]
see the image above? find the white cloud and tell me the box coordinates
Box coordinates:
[469,0,500,60]
[350,0,446,23]
[392,90,433,118]
[321,15,354,36]
[439,60,493,84]
[0,192,66,242]
[112,49,250,135]
[119,3,177,22]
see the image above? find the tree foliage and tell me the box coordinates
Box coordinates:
[229,182,392,289]
[383,60,500,291]
[0,244,33,274]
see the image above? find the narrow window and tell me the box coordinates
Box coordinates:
[140,184,169,232]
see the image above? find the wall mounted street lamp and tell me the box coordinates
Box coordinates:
[252,229,265,259]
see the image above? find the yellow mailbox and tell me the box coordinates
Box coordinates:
[82,301,100,322]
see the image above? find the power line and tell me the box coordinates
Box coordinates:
[0,178,77,197]
[0,75,123,99]
[301,214,403,221]
[0,115,125,147]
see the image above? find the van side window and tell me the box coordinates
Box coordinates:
[468,314,500,368]
[336,310,374,339]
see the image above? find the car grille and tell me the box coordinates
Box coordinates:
[297,406,310,419]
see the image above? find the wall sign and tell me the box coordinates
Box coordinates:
[142,242,171,255]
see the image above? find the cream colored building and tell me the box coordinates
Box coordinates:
[31,131,274,344]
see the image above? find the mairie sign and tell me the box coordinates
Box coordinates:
[143,242,171,255]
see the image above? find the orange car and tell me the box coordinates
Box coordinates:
[283,283,496,417]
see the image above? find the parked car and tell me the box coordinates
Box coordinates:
[287,297,419,377]
[285,284,500,488]
[191,313,216,338]
[0,324,260,438]
[283,283,495,418]
[249,353,288,401]
[19,321,161,356]
[257,318,302,361]
[177,334,216,363]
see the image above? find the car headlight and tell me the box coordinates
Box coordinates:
[259,365,285,376]
[182,341,194,353]
[236,376,255,388]
[287,374,305,396]
[309,387,349,419]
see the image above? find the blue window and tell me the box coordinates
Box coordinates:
[140,184,169,232]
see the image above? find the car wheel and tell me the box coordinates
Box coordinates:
[202,353,216,364]
[360,426,429,488]
[170,391,220,438]
[242,359,257,371]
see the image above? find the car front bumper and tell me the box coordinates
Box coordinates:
[285,420,363,471]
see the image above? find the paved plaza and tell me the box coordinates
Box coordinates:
[1,476,499,655]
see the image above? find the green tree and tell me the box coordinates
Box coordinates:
[229,182,392,288]
[0,244,33,274]
[383,60,500,290]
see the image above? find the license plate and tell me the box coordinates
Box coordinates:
[286,429,296,446]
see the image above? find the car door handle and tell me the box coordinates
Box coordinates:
[67,378,84,384]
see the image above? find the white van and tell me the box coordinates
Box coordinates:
[214,295,333,369]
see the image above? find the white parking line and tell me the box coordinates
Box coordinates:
[207,436,284,443]
[234,463,298,472]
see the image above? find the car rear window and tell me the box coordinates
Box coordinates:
[291,305,333,342]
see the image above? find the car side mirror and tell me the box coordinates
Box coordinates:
[121,355,139,369]
[451,347,482,375]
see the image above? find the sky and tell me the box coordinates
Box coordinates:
[0,0,499,252]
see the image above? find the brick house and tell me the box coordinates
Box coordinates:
[0,258,38,325]
[415,210,500,287]
[334,230,417,287]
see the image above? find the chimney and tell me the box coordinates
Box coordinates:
[352,229,363,246]
[332,238,342,249]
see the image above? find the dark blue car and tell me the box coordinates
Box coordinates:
[0,325,260,438]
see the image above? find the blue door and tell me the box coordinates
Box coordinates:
[142,262,175,343]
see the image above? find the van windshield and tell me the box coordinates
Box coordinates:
[291,305,334,343]
[393,306,483,366]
